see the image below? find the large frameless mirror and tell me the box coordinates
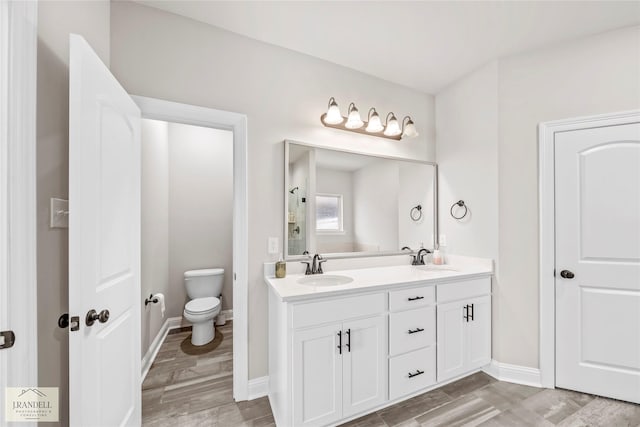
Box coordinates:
[284,140,438,259]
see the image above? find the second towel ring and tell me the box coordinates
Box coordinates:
[410,205,423,221]
[450,200,468,220]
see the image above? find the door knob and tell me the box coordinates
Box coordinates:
[85,309,110,326]
[560,270,575,279]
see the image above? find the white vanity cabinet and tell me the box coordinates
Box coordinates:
[270,291,388,427]
[267,267,492,427]
[292,315,387,426]
[436,278,492,382]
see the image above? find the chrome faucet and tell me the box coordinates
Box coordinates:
[402,246,431,265]
[413,248,431,265]
[301,254,327,275]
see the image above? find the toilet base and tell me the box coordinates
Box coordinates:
[191,320,215,346]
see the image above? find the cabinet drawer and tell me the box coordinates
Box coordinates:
[292,292,385,329]
[389,307,435,356]
[389,347,436,400]
[389,285,435,312]
[436,277,490,303]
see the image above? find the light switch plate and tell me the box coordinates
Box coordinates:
[268,237,279,254]
[439,234,447,247]
[50,198,69,228]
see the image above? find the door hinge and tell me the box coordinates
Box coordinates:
[0,330,16,349]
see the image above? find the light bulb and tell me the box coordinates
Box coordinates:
[383,112,401,137]
[365,108,384,133]
[345,103,364,129]
[323,97,344,125]
[402,116,419,138]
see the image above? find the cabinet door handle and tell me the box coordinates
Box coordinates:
[337,331,342,355]
[408,369,424,378]
[407,327,424,334]
[407,296,424,301]
[346,329,351,352]
[463,305,469,322]
[469,303,474,321]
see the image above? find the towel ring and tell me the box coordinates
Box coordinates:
[410,205,423,221]
[450,200,468,220]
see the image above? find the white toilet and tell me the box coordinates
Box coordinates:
[183,268,224,346]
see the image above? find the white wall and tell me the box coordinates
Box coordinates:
[353,161,399,252]
[436,25,640,369]
[36,2,111,426]
[141,119,169,357]
[436,61,499,259]
[110,1,435,379]
[167,123,234,316]
[316,167,355,253]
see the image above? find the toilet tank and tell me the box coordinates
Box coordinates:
[184,268,224,299]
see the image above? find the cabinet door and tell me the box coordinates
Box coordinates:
[437,300,467,382]
[466,295,491,369]
[293,324,343,427]
[342,315,387,418]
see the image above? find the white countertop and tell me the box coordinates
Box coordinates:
[265,255,493,302]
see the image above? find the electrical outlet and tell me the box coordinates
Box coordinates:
[439,234,447,247]
[268,237,279,254]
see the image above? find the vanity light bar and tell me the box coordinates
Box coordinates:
[320,97,419,141]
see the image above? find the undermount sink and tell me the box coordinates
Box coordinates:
[297,275,354,287]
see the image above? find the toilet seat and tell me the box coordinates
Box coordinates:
[184,297,220,315]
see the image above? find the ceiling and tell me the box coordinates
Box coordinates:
[135,1,640,94]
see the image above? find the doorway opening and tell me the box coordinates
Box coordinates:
[139,118,236,422]
[133,96,249,408]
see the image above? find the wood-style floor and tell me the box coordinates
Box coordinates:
[143,322,640,426]
[142,321,275,426]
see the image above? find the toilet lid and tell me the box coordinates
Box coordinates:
[184,268,224,278]
[185,297,220,314]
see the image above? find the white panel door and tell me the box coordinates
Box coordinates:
[293,324,343,427]
[437,300,466,382]
[69,34,142,425]
[465,295,491,370]
[555,122,640,404]
[342,315,387,417]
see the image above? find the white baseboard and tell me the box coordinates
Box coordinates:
[248,376,269,400]
[483,360,542,388]
[221,309,233,321]
[141,316,184,381]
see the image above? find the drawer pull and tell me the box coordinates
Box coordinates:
[408,369,425,378]
[407,296,424,301]
[407,327,425,334]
